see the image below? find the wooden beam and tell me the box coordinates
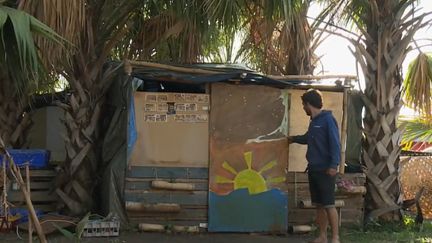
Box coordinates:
[127,60,358,82]
[268,74,357,81]
[129,61,220,74]
[299,199,345,208]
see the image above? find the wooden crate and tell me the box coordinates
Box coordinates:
[125,168,365,228]
[125,166,208,227]
[287,172,365,226]
[8,169,58,212]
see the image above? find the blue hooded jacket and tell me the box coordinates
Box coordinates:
[292,110,341,171]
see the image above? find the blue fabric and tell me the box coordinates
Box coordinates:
[127,78,142,162]
[127,96,137,161]
[293,111,341,171]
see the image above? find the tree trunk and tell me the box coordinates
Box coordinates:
[55,99,102,215]
[362,86,402,221]
[55,57,118,216]
[0,74,31,148]
[352,0,426,221]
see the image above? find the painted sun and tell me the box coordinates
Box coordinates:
[215,151,286,194]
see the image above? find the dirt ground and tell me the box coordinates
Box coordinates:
[0,231,312,243]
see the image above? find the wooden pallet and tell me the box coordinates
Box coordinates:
[7,169,58,213]
[125,166,208,226]
[125,168,365,227]
[125,166,208,227]
[287,172,366,225]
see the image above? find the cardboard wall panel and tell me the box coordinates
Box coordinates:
[130,92,209,167]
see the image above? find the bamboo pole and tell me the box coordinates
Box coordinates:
[26,164,32,243]
[128,60,220,74]
[269,74,358,81]
[0,138,46,243]
[138,223,165,232]
[299,199,345,208]
[10,163,46,243]
[339,88,349,174]
[172,225,199,233]
[289,225,314,234]
[125,201,181,213]
[151,180,195,191]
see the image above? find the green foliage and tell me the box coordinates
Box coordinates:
[399,115,432,143]
[0,4,64,96]
[53,212,91,243]
[340,220,432,243]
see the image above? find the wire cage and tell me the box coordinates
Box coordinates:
[400,156,432,219]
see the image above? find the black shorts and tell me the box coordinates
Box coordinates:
[308,170,336,208]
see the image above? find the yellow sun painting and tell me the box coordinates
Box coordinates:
[215,151,286,194]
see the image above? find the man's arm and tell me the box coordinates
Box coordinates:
[288,132,308,144]
[327,117,341,170]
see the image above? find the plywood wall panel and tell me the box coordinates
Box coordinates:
[288,90,343,171]
[130,92,209,167]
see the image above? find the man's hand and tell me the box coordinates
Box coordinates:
[326,168,337,177]
[287,136,294,144]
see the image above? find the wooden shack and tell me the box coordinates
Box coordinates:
[122,62,365,232]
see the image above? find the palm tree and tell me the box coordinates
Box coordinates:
[18,0,323,216]
[21,0,233,216]
[19,0,142,215]
[322,0,430,220]
[113,0,222,63]
[0,2,62,148]
[118,0,318,75]
[202,0,318,75]
[399,52,432,149]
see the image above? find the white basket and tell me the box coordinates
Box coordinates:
[82,219,120,237]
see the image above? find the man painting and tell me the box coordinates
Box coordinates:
[288,89,341,243]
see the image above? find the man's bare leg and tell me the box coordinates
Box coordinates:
[325,207,339,243]
[310,208,328,243]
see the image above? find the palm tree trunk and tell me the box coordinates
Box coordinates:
[55,95,101,215]
[55,57,118,215]
[362,83,402,220]
[0,75,31,148]
[351,0,426,220]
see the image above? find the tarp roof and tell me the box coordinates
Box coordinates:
[129,62,349,91]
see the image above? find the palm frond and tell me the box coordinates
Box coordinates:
[399,115,432,143]
[403,52,432,118]
[20,0,84,68]
[0,5,63,95]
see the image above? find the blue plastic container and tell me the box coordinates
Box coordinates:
[8,208,44,224]
[0,149,50,169]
